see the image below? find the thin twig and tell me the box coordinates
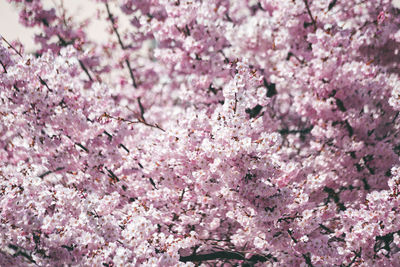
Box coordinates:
[2,36,56,93]
[38,167,65,179]
[137,97,145,121]
[125,58,137,88]
[38,76,53,92]
[105,2,137,88]
[179,188,185,202]
[78,59,94,82]
[344,248,362,267]
[0,60,7,73]
[105,3,125,50]
[1,36,23,57]
[303,0,317,31]
[303,253,314,267]
[104,3,167,132]
[75,142,89,153]
[7,244,38,265]
[119,143,130,153]
[105,167,119,182]
[179,250,273,263]
[104,113,165,132]
[57,35,94,82]
[287,52,305,64]
[328,0,338,11]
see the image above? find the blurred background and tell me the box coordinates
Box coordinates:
[0,0,37,49]
[0,0,117,52]
[2,0,400,52]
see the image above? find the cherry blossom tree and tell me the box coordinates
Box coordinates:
[1,0,400,266]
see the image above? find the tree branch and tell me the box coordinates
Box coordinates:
[57,35,94,82]
[137,97,145,121]
[1,36,23,57]
[303,0,317,31]
[8,244,38,265]
[180,250,275,263]
[328,0,338,11]
[78,59,94,82]
[105,167,119,182]
[103,113,165,132]
[105,2,137,88]
[39,167,65,179]
[0,60,7,73]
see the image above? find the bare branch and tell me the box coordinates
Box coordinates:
[78,59,94,82]
[0,60,7,73]
[303,0,317,31]
[1,36,23,57]
[104,113,165,132]
[105,2,137,88]
[105,167,119,182]
[180,250,275,263]
[39,167,65,179]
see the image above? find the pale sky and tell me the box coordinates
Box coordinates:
[0,1,36,49]
[2,0,400,52]
[0,0,112,52]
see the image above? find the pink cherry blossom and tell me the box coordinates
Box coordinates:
[1,0,400,265]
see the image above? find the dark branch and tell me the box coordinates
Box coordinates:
[303,0,317,31]
[1,36,23,57]
[335,98,346,112]
[61,244,74,251]
[245,104,263,119]
[57,35,93,82]
[264,78,277,97]
[38,76,53,92]
[0,60,7,73]
[374,233,393,254]
[180,250,273,263]
[39,167,65,179]
[286,52,305,64]
[303,253,314,267]
[149,177,157,189]
[119,143,130,153]
[324,186,346,211]
[105,3,125,50]
[105,167,119,182]
[179,188,185,202]
[319,223,334,234]
[103,130,113,141]
[102,130,130,153]
[104,113,165,132]
[78,59,94,82]
[344,120,353,137]
[125,59,137,88]
[8,244,37,264]
[137,97,145,121]
[75,142,89,153]
[105,2,137,88]
[342,248,361,267]
[328,0,338,11]
[57,35,74,47]
[39,170,52,179]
